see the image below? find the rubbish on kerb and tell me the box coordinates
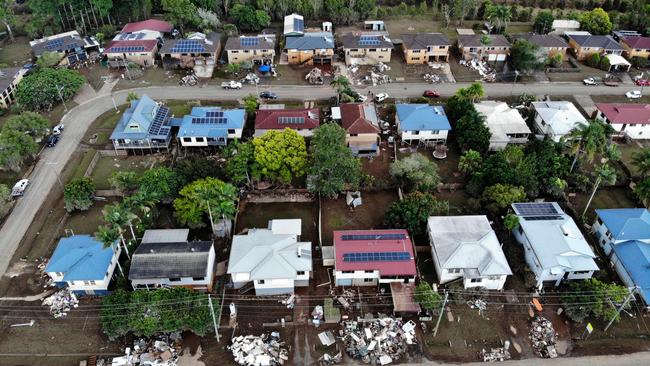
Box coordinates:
[228,333,289,366]
[42,288,79,318]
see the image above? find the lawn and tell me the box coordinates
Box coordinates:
[90,155,165,190]
[569,187,641,223]
[591,94,650,105]
[617,140,650,178]
[0,36,32,67]
[545,60,609,82]
[235,201,319,245]
[113,67,203,91]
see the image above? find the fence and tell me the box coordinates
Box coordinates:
[245,189,314,203]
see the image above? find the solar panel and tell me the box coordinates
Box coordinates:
[341,233,407,241]
[191,117,228,124]
[278,116,305,124]
[45,38,65,51]
[522,215,564,221]
[358,35,381,46]
[342,252,411,262]
[206,110,224,118]
[169,39,207,53]
[149,106,171,135]
[240,37,260,47]
[109,46,147,53]
[294,18,304,32]
[513,203,560,216]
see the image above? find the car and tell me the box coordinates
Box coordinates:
[625,90,643,99]
[46,134,60,147]
[11,179,29,197]
[221,80,242,89]
[356,94,368,102]
[259,91,277,100]
[583,78,598,86]
[635,79,650,86]
[374,93,389,102]
[52,123,65,135]
[423,90,440,98]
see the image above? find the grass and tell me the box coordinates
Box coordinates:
[90,155,161,190]
[617,140,650,178]
[591,94,650,105]
[0,36,32,67]
[570,187,640,222]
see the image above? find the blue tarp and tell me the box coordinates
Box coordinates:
[259,65,271,72]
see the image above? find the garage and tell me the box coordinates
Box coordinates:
[488,54,497,61]
[496,54,507,61]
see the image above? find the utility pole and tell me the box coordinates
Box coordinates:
[208,294,220,341]
[433,291,449,337]
[604,286,637,332]
[111,93,118,112]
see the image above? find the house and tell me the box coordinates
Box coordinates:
[550,19,580,35]
[30,30,100,66]
[129,229,216,291]
[224,35,276,64]
[511,202,599,289]
[531,101,587,142]
[175,106,245,147]
[340,103,381,156]
[110,94,173,151]
[119,19,173,39]
[284,13,304,37]
[401,33,451,63]
[333,230,417,287]
[159,32,221,72]
[228,219,312,295]
[104,39,159,67]
[255,108,320,137]
[567,34,624,61]
[341,33,393,65]
[612,30,642,42]
[395,104,451,144]
[595,103,650,139]
[285,31,335,65]
[593,209,650,255]
[457,34,510,62]
[514,34,569,58]
[45,235,121,296]
[0,67,28,109]
[620,36,650,60]
[474,101,531,151]
[609,241,650,308]
[427,216,512,290]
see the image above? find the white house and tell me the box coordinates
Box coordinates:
[474,101,531,151]
[550,19,581,35]
[595,103,650,140]
[593,208,650,255]
[512,202,599,289]
[395,104,452,145]
[129,229,216,291]
[176,106,246,147]
[228,219,312,295]
[531,101,587,142]
[427,216,512,290]
[45,235,121,296]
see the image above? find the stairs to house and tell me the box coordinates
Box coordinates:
[238,281,255,294]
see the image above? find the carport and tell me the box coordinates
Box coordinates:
[604,54,631,72]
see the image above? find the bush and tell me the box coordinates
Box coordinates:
[587,53,601,68]
[64,177,96,212]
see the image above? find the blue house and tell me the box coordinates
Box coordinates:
[110,94,173,151]
[610,241,650,308]
[395,104,451,145]
[175,106,245,147]
[593,208,650,254]
[45,235,121,296]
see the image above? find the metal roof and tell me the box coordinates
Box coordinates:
[177,106,245,138]
[285,32,334,50]
[611,240,650,305]
[110,95,173,141]
[532,101,587,136]
[474,101,530,142]
[141,229,190,244]
[45,235,117,281]
[568,34,624,50]
[595,209,650,241]
[129,241,213,279]
[396,104,451,132]
[341,33,393,49]
[224,35,276,50]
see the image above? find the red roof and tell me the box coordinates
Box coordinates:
[622,36,650,50]
[333,230,417,277]
[340,103,380,134]
[255,108,320,130]
[104,40,158,53]
[121,19,173,33]
[595,103,650,125]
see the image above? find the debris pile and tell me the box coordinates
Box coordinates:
[179,74,198,86]
[318,351,342,365]
[480,341,511,362]
[467,299,487,316]
[460,59,496,82]
[423,73,440,83]
[341,318,416,364]
[529,316,558,359]
[42,288,79,318]
[374,62,391,73]
[110,333,182,366]
[228,332,289,366]
[305,68,324,84]
[240,73,260,85]
[332,288,357,310]
[363,71,391,86]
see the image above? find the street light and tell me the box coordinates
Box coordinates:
[44,161,64,189]
[55,84,68,112]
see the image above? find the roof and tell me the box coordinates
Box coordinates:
[595,103,650,125]
[622,36,650,50]
[340,103,380,134]
[121,19,173,33]
[224,35,276,51]
[45,235,116,281]
[595,209,650,241]
[474,101,530,141]
[401,33,450,49]
[285,32,334,50]
[333,229,417,277]
[512,202,598,273]
[0,67,24,92]
[141,229,190,244]
[269,219,302,237]
[177,106,245,138]
[30,30,97,57]
[159,32,220,54]
[255,108,320,131]
[427,216,512,276]
[611,240,650,304]
[129,241,213,279]
[458,34,511,48]
[284,13,304,36]
[604,53,631,66]
[228,226,312,280]
[396,104,451,131]
[104,39,158,53]
[110,95,172,140]
[552,19,580,29]
[341,33,393,49]
[390,282,421,313]
[568,34,623,50]
[532,101,587,136]
[514,34,568,48]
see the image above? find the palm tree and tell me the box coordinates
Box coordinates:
[226,62,241,75]
[631,148,650,177]
[102,203,136,258]
[486,5,512,32]
[456,82,485,103]
[582,164,617,217]
[95,225,125,276]
[565,119,615,172]
[195,182,238,236]
[330,76,350,105]
[634,178,650,205]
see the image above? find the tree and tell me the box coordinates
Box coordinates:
[161,0,198,26]
[455,110,492,153]
[561,278,629,323]
[330,75,350,104]
[16,68,84,111]
[390,153,441,192]
[223,24,239,37]
[484,3,512,32]
[173,177,238,232]
[242,94,258,115]
[445,95,474,123]
[565,119,615,172]
[482,183,526,214]
[226,62,241,75]
[196,8,220,31]
[631,148,650,177]
[503,213,519,231]
[384,192,449,237]
[0,0,14,41]
[455,82,484,103]
[252,129,308,184]
[102,202,138,255]
[0,184,11,220]
[64,177,96,212]
[109,171,140,195]
[307,123,362,198]
[230,4,270,31]
[587,53,601,68]
[224,140,255,187]
[414,282,442,311]
[3,112,50,140]
[534,10,555,34]
[453,0,477,25]
[634,177,650,204]
[458,149,483,174]
[139,167,180,203]
[176,155,222,185]
[511,39,544,74]
[126,92,139,103]
[36,51,63,68]
[0,129,38,172]
[582,164,617,217]
[580,8,613,35]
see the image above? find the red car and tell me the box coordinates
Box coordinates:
[636,79,650,86]
[423,90,440,98]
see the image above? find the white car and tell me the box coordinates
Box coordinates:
[52,123,65,135]
[583,78,598,86]
[626,90,642,99]
[356,94,368,102]
[11,179,29,197]
[374,93,389,102]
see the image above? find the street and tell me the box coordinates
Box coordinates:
[402,351,650,365]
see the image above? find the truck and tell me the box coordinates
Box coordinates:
[11,179,29,197]
[221,81,242,89]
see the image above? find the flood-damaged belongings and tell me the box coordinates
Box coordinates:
[42,288,79,318]
[529,316,558,359]
[340,318,417,364]
[110,333,183,366]
[480,340,511,362]
[228,332,290,366]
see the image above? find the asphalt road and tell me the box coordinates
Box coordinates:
[0,81,640,278]
[401,351,650,365]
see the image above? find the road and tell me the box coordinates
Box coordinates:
[400,351,650,365]
[0,81,639,278]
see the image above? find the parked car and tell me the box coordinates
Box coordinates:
[11,179,29,197]
[259,91,278,100]
[626,90,643,99]
[46,134,60,147]
[635,79,650,86]
[423,90,440,98]
[583,78,598,86]
[52,123,65,136]
[356,94,368,102]
[221,80,242,89]
[374,93,389,102]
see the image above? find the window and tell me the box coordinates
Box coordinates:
[342,270,354,274]
[448,268,461,274]
[183,137,191,142]
[572,271,590,275]
[412,131,420,135]
[258,279,265,284]
[169,278,181,282]
[364,270,374,273]
[470,278,482,283]
[518,226,524,235]
[378,56,384,59]
[297,271,305,275]
[192,277,205,281]
[439,46,446,49]
[56,272,64,277]
[228,129,236,134]
[363,278,374,282]
[350,49,358,52]
[488,276,501,280]
[412,49,421,53]
[369,49,377,52]
[350,133,358,137]
[196,137,205,142]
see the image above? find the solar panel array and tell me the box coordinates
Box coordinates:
[513,203,559,216]
[240,37,260,47]
[119,33,146,40]
[191,117,228,124]
[294,18,304,32]
[342,252,411,262]
[169,39,207,53]
[206,110,224,118]
[278,116,305,124]
[358,35,381,46]
[341,233,407,241]
[149,106,171,135]
[109,46,147,53]
[44,38,79,51]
